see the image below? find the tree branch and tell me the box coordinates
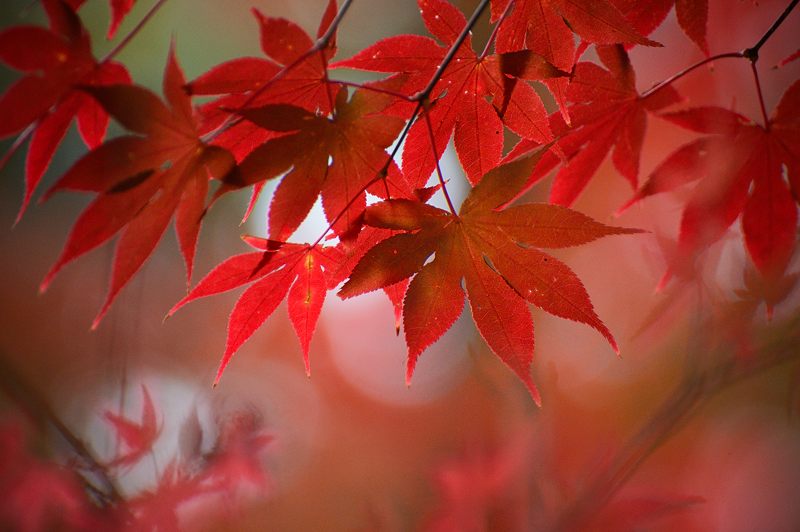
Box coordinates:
[0,352,124,506]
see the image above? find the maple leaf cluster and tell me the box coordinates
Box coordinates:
[0,387,274,531]
[1,0,798,406]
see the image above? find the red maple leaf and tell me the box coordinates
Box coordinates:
[39,47,239,327]
[168,238,344,380]
[125,461,202,531]
[104,384,161,469]
[65,0,138,39]
[333,0,566,186]
[201,410,274,493]
[425,430,535,531]
[506,45,682,207]
[219,87,407,239]
[339,151,642,403]
[490,0,660,118]
[623,80,800,307]
[0,420,89,532]
[0,0,131,221]
[185,0,340,215]
[187,0,339,117]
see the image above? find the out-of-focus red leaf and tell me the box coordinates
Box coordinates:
[628,81,800,305]
[585,492,705,531]
[104,385,161,469]
[0,420,89,532]
[202,410,274,492]
[425,429,536,531]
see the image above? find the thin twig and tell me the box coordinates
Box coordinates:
[206,0,354,142]
[100,0,170,64]
[413,0,490,102]
[642,0,798,100]
[307,0,491,246]
[746,0,799,58]
[0,353,124,505]
[640,52,743,99]
[422,99,457,215]
[480,0,514,59]
[552,313,800,531]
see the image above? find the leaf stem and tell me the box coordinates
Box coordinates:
[422,99,457,216]
[308,105,424,251]
[640,52,743,99]
[318,50,337,117]
[328,79,414,101]
[308,0,492,246]
[749,61,770,130]
[100,0,170,64]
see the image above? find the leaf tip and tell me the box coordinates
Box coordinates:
[38,280,50,295]
[12,203,26,228]
[615,195,639,217]
[405,351,419,387]
[524,378,542,407]
[655,269,672,293]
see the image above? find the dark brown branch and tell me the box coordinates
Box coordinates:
[0,352,124,505]
[412,0,490,102]
[744,0,799,59]
[552,313,800,531]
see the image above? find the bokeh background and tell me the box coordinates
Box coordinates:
[1,0,799,530]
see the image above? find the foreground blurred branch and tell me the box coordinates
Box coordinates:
[0,351,123,506]
[553,311,800,531]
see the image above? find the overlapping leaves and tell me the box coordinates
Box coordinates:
[334,0,565,186]
[41,49,238,327]
[340,152,642,403]
[507,45,681,206]
[219,87,406,239]
[623,80,800,307]
[0,0,131,221]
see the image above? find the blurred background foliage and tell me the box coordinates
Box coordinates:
[1,0,799,530]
